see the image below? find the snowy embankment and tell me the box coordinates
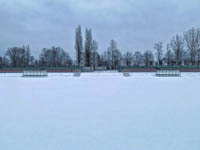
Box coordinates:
[0,72,200,150]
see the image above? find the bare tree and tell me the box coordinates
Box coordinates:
[184,27,200,65]
[91,40,98,69]
[154,41,163,66]
[143,50,154,66]
[2,56,9,67]
[99,51,108,68]
[113,49,122,69]
[6,47,18,67]
[165,44,173,66]
[107,40,116,69]
[197,49,200,67]
[107,40,122,69]
[85,28,93,67]
[23,45,32,67]
[0,56,2,67]
[5,45,33,67]
[133,51,143,66]
[75,25,83,67]
[170,34,185,66]
[39,47,72,67]
[124,51,133,67]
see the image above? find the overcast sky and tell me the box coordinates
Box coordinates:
[0,0,200,58]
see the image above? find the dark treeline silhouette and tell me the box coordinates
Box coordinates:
[1,26,200,69]
[0,46,72,68]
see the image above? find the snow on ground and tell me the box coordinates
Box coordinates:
[0,72,200,150]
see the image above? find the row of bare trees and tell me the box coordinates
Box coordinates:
[39,47,72,67]
[0,45,34,67]
[75,26,153,69]
[75,26,200,69]
[75,25,99,68]
[0,46,72,67]
[1,26,200,68]
[153,27,200,67]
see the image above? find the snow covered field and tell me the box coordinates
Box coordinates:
[0,72,200,150]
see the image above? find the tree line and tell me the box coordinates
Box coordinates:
[1,26,200,69]
[0,46,72,67]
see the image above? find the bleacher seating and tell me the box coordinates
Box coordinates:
[23,70,48,77]
[123,72,130,77]
[156,70,181,77]
[73,72,81,77]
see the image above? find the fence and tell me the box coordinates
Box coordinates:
[123,66,200,72]
[0,67,79,73]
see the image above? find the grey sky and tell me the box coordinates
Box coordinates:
[0,0,200,58]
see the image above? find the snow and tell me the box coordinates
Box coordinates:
[0,72,200,150]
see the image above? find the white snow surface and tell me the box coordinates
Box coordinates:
[0,72,200,150]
